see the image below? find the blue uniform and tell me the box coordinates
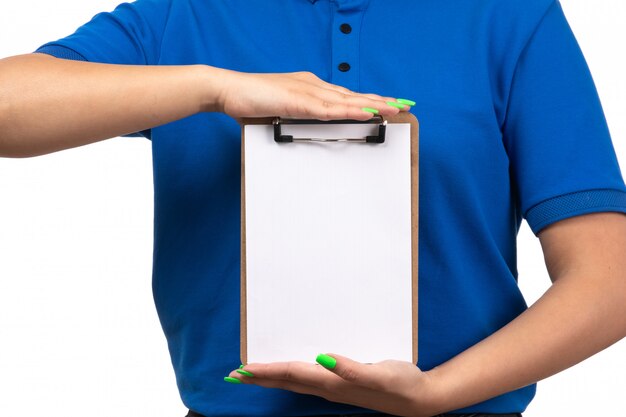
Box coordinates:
[36,0,626,415]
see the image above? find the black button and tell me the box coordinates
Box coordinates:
[340,23,352,34]
[338,62,351,72]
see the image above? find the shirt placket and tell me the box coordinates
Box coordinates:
[330,0,370,91]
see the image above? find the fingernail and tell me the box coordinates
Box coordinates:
[316,353,337,369]
[361,107,379,114]
[236,369,255,377]
[239,364,245,369]
[224,376,242,384]
[386,101,406,109]
[396,98,415,106]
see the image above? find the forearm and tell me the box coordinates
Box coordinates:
[0,54,221,157]
[0,54,403,158]
[428,265,626,413]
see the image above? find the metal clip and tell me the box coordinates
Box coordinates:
[273,116,386,144]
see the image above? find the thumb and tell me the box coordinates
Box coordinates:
[315,353,385,389]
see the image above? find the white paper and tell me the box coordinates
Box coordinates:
[244,122,414,363]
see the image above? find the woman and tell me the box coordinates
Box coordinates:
[0,0,624,416]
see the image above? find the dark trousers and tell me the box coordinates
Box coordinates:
[187,411,522,417]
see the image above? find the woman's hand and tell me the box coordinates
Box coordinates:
[227,353,444,417]
[213,69,410,121]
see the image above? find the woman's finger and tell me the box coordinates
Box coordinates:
[293,97,380,121]
[319,85,409,112]
[228,373,332,399]
[312,89,402,117]
[314,353,395,392]
[296,72,409,111]
[237,360,343,386]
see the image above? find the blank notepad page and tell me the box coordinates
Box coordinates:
[244,122,413,364]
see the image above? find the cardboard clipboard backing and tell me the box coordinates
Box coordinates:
[240,112,419,364]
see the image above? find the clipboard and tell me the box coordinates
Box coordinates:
[240,112,419,364]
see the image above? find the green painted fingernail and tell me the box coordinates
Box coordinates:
[316,353,337,369]
[236,369,255,377]
[396,98,415,106]
[239,364,244,369]
[386,101,406,109]
[224,376,242,384]
[362,107,379,114]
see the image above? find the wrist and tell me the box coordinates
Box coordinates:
[421,366,454,415]
[195,64,231,113]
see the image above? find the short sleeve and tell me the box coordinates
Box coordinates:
[35,0,172,66]
[502,0,626,235]
[34,0,173,139]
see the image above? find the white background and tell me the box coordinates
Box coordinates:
[0,0,624,416]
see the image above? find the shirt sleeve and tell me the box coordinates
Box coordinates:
[33,0,173,139]
[502,0,626,235]
[35,0,171,65]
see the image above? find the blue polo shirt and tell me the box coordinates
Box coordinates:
[36,0,626,415]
